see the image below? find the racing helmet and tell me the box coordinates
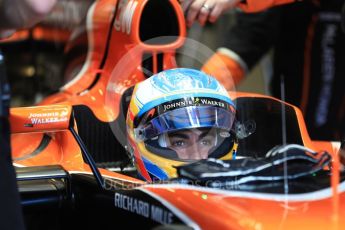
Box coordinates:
[126,68,237,181]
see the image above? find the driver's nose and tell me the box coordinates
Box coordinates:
[189,143,209,160]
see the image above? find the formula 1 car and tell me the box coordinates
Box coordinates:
[7,0,345,229]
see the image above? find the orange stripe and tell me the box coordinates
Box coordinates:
[331,148,340,228]
[238,0,296,13]
[0,30,30,43]
[153,51,158,74]
[201,52,245,90]
[32,27,71,43]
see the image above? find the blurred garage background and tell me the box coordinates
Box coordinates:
[0,0,270,107]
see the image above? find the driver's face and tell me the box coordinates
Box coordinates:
[166,129,217,160]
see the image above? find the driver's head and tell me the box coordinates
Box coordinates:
[126,68,237,181]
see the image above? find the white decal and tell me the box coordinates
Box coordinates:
[59,108,69,117]
[29,112,59,118]
[114,193,174,224]
[28,109,69,125]
[114,0,138,34]
[151,204,174,225]
[30,117,68,125]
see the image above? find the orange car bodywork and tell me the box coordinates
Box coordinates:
[238,0,297,13]
[8,0,344,229]
[0,26,71,44]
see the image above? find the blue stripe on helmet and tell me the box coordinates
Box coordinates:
[142,157,169,180]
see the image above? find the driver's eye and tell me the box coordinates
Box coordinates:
[200,138,213,146]
[171,140,186,147]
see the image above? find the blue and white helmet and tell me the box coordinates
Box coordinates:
[127,68,238,180]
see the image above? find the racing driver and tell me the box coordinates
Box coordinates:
[126,68,238,181]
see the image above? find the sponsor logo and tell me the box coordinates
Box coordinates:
[160,97,227,113]
[27,109,69,126]
[29,117,68,125]
[114,193,174,225]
